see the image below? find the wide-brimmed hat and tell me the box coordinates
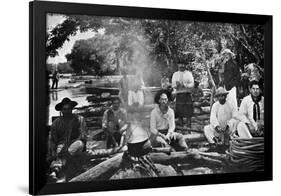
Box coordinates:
[215,87,229,97]
[221,49,235,57]
[55,97,78,111]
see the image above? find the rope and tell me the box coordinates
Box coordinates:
[226,134,264,171]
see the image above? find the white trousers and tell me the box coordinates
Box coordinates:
[204,119,238,144]
[226,87,238,111]
[237,122,253,139]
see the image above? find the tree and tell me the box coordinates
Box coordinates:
[47,14,264,86]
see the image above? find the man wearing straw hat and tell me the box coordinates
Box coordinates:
[204,87,239,145]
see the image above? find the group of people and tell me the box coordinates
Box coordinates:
[101,88,188,152]
[203,48,264,146]
[47,48,264,181]
[47,89,188,181]
[204,80,264,146]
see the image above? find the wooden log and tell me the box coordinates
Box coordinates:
[85,87,119,95]
[85,116,103,121]
[71,150,223,182]
[126,104,155,113]
[87,128,104,139]
[87,95,119,103]
[86,121,101,128]
[191,114,210,121]
[150,151,224,166]
[87,146,126,158]
[184,133,206,143]
[176,126,203,133]
[190,149,227,161]
[70,153,124,182]
[87,147,173,159]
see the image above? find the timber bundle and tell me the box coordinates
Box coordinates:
[226,136,264,171]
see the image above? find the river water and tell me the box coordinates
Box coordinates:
[48,78,92,125]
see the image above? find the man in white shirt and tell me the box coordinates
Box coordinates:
[150,90,188,151]
[237,80,264,138]
[172,63,194,127]
[204,87,239,145]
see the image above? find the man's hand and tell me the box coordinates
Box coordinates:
[215,126,223,133]
[102,123,107,130]
[176,81,182,89]
[166,132,177,144]
[256,120,264,136]
[157,132,169,147]
[257,120,264,130]
[246,123,255,132]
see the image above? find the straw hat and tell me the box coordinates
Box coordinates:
[215,87,229,97]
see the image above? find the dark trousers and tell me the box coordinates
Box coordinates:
[106,132,122,148]
[152,129,188,151]
[52,79,58,89]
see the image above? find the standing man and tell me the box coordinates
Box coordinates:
[237,81,264,138]
[172,63,194,127]
[51,70,60,89]
[221,49,240,111]
[204,87,239,146]
[48,97,87,181]
[150,90,188,151]
[102,97,128,148]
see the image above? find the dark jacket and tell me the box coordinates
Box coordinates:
[224,59,240,91]
[49,114,87,153]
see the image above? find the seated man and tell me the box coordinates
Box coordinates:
[204,87,239,146]
[237,80,264,138]
[150,90,188,151]
[102,97,128,148]
[48,97,87,181]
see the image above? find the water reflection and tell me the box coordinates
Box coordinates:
[48,78,92,125]
[51,91,58,101]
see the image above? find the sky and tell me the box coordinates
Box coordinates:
[46,14,96,64]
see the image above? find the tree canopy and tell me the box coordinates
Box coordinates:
[46,14,264,86]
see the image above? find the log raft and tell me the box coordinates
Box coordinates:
[70,150,225,182]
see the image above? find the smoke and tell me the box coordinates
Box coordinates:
[118,20,160,87]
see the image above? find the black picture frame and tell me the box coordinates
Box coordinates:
[29,0,272,195]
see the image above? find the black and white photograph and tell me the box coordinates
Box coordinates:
[45,13,266,183]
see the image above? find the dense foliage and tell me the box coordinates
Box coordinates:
[46,15,264,86]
